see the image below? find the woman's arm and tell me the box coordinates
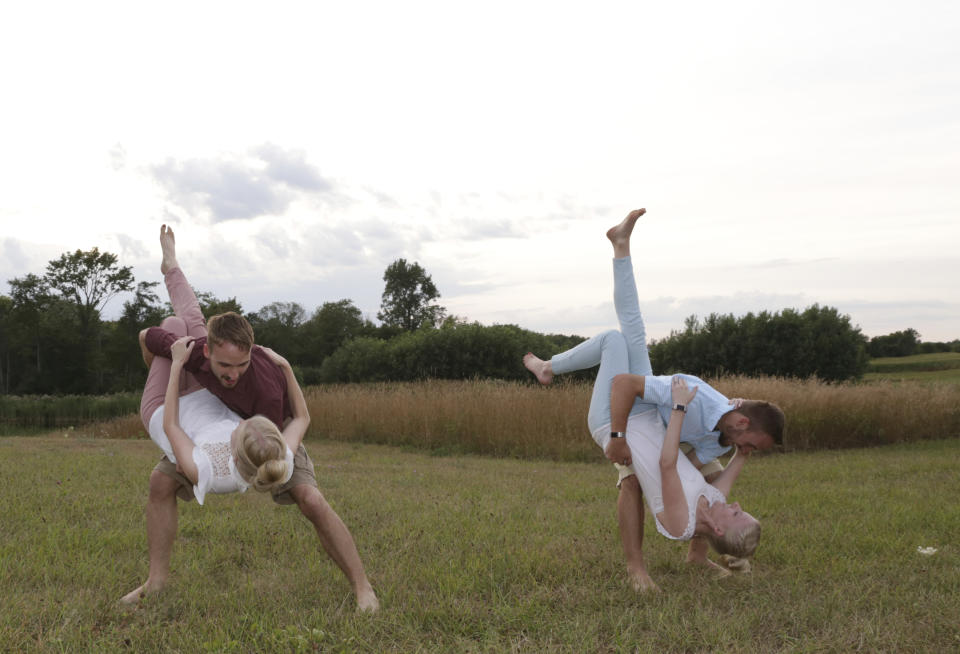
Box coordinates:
[656,376,699,537]
[708,445,749,497]
[161,337,199,484]
[260,346,310,452]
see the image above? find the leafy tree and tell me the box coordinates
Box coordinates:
[44,248,135,337]
[868,328,920,358]
[650,304,867,381]
[377,258,447,331]
[43,248,135,390]
[194,291,243,318]
[104,281,166,391]
[300,299,374,365]
[248,301,307,359]
[6,274,51,379]
[0,296,11,393]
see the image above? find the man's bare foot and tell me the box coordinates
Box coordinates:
[119,580,163,607]
[357,589,380,613]
[628,570,661,593]
[605,208,646,259]
[160,224,179,275]
[523,353,554,385]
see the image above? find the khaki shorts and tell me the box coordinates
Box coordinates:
[614,442,724,488]
[154,443,318,505]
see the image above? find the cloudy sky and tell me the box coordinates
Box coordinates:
[2,1,958,343]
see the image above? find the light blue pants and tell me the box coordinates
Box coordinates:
[550,256,653,435]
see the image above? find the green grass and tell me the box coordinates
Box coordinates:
[866,352,960,380]
[2,435,958,652]
[863,367,960,383]
[864,352,960,384]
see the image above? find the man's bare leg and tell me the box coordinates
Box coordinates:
[523,353,554,385]
[606,208,646,259]
[617,475,659,592]
[120,471,181,605]
[290,485,379,613]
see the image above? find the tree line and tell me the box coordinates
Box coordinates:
[3,247,949,395]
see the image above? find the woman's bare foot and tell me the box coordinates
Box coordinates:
[160,224,179,275]
[605,208,646,258]
[523,353,554,385]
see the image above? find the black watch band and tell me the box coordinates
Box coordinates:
[610,431,626,439]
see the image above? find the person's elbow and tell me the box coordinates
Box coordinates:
[611,373,637,396]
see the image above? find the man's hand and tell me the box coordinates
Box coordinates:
[170,336,194,365]
[605,437,632,466]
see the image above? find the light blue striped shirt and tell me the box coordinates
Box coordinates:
[633,374,732,464]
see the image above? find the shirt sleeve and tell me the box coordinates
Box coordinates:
[192,447,213,506]
[144,328,208,373]
[637,375,672,407]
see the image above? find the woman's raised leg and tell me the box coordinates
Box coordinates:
[607,209,653,377]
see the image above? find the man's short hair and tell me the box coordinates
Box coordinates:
[739,400,785,446]
[207,312,255,351]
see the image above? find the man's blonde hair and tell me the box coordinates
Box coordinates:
[232,416,288,493]
[207,312,255,351]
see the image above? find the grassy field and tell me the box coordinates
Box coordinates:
[1,435,958,653]
[864,352,960,384]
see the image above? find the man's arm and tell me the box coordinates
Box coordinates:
[605,374,646,465]
[142,326,208,372]
[260,347,310,452]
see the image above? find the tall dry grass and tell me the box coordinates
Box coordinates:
[305,379,596,461]
[714,375,960,450]
[57,375,960,459]
[304,376,960,459]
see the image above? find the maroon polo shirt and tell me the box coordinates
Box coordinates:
[145,327,291,428]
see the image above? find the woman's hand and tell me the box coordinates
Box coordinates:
[170,336,194,365]
[671,375,699,406]
[258,345,289,368]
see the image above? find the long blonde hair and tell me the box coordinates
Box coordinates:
[232,415,289,492]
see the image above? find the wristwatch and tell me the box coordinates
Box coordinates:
[610,431,626,439]
[672,404,687,413]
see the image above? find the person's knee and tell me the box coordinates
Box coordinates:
[159,316,187,336]
[293,486,330,519]
[620,474,641,495]
[599,329,622,343]
[148,470,180,501]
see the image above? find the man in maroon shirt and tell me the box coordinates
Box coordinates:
[123,225,378,612]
